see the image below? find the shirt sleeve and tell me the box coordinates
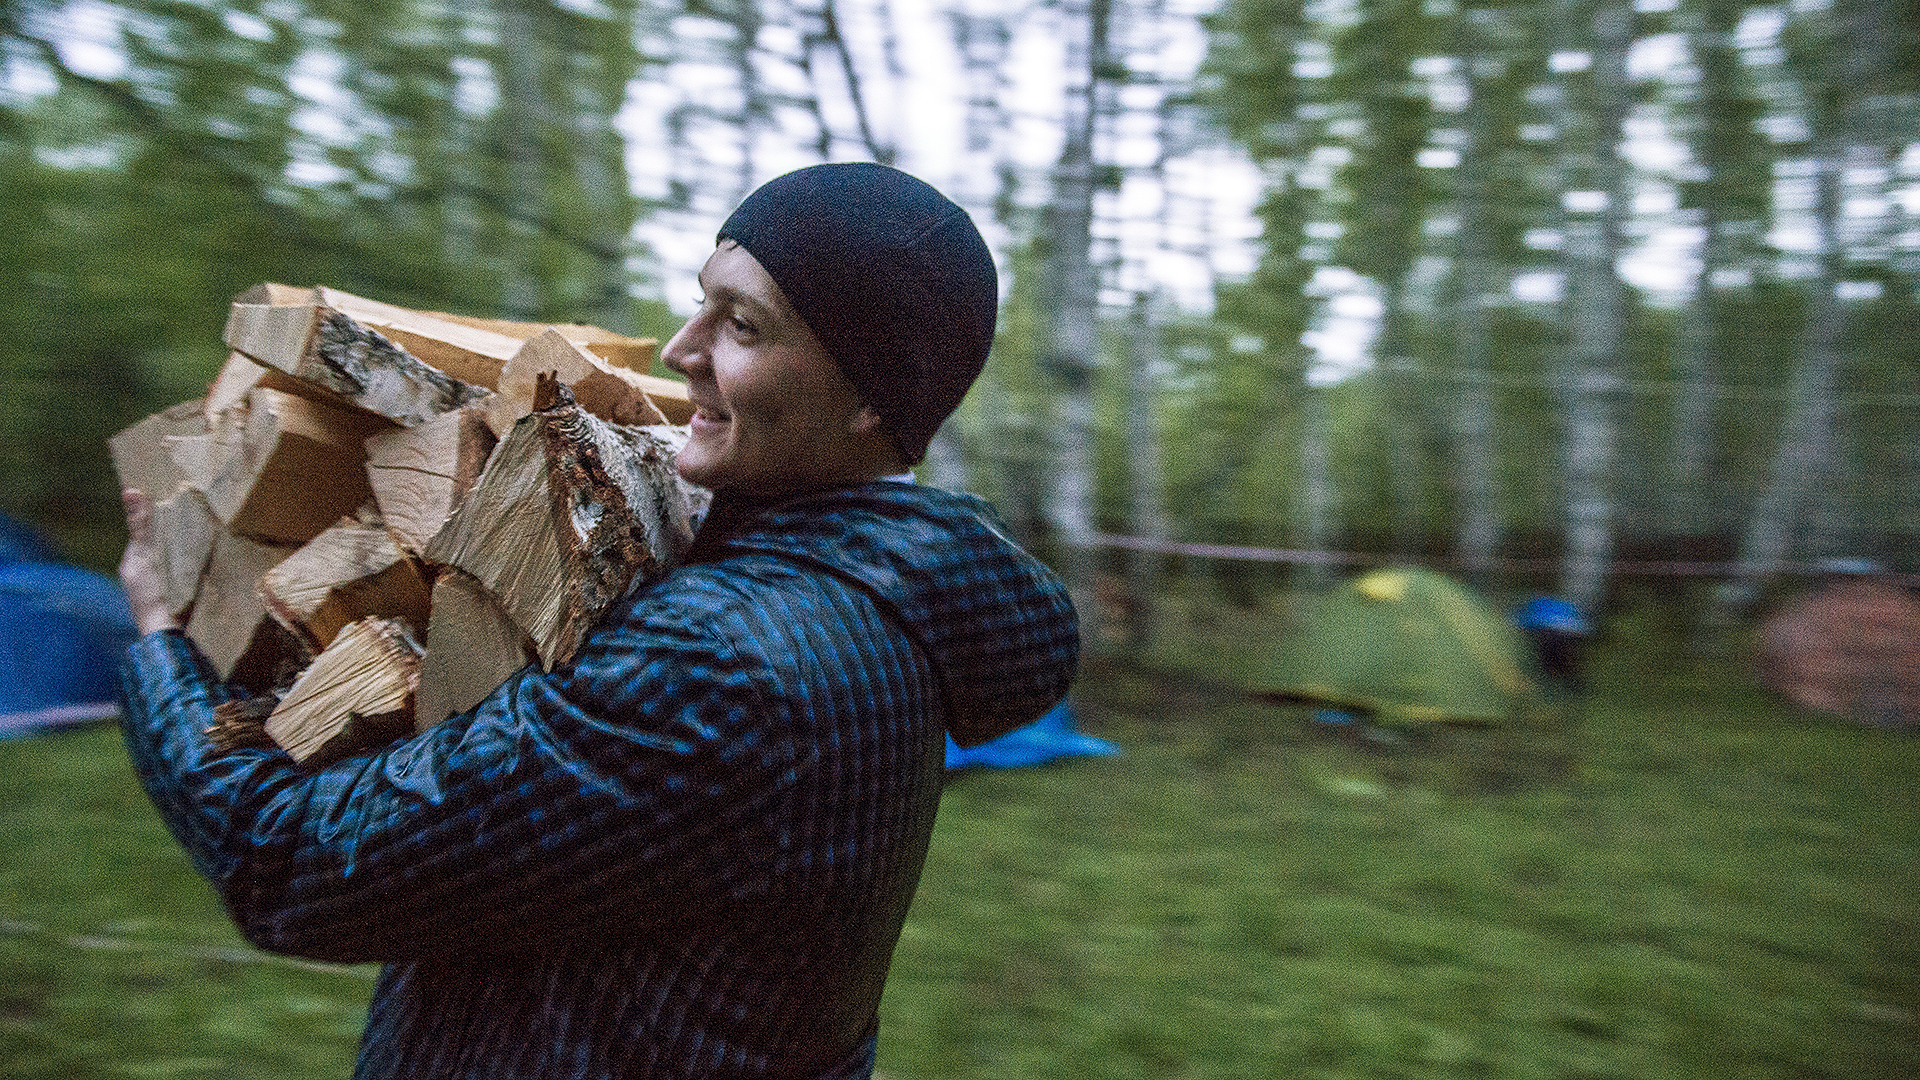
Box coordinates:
[117,585,811,964]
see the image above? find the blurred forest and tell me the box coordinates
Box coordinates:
[2,0,1916,633]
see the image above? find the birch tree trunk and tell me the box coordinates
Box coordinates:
[1716,0,1885,616]
[1039,0,1109,642]
[1294,26,1336,592]
[1667,207,1721,542]
[1122,295,1171,649]
[1557,0,1633,614]
[725,0,769,206]
[918,428,970,492]
[1717,147,1847,615]
[1452,29,1502,582]
[1297,384,1335,590]
[1331,0,1439,557]
[1380,280,1428,558]
[1664,0,1759,543]
[562,5,642,333]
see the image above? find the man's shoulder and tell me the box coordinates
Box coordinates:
[612,551,875,647]
[711,482,1011,567]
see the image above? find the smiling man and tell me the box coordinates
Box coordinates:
[116,163,1080,1080]
[665,238,891,495]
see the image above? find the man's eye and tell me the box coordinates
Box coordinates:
[729,315,756,335]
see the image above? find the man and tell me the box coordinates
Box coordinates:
[117,162,1080,1080]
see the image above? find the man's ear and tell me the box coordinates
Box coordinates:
[849,405,911,471]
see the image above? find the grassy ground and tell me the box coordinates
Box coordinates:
[2,600,1915,1079]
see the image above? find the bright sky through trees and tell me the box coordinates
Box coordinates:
[15,0,1917,389]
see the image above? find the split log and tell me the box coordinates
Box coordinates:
[163,428,220,494]
[414,567,539,730]
[419,310,661,376]
[240,283,318,306]
[425,377,703,670]
[110,403,222,619]
[205,351,266,418]
[363,406,498,552]
[265,616,422,766]
[150,487,221,619]
[184,529,310,689]
[260,518,431,654]
[203,350,313,420]
[108,400,207,503]
[231,282,528,391]
[485,328,674,436]
[118,285,703,755]
[312,286,527,392]
[202,386,391,543]
[604,368,690,425]
[206,695,279,754]
[222,287,494,426]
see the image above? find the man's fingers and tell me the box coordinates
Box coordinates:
[122,488,151,542]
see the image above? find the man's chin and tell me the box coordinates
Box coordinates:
[672,450,721,490]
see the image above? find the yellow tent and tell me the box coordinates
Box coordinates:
[1258,567,1539,726]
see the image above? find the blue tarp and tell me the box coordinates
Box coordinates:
[0,513,59,565]
[1514,596,1591,635]
[944,699,1120,770]
[0,516,137,738]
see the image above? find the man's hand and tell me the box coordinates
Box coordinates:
[120,489,182,635]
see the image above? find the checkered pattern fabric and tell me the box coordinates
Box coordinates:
[119,482,1078,1080]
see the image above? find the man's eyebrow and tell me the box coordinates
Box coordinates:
[735,292,777,319]
[720,285,780,323]
[694,264,782,321]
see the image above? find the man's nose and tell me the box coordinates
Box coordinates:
[662,318,706,376]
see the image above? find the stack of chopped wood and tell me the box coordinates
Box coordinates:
[110,284,708,767]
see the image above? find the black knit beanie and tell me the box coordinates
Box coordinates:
[717,162,998,464]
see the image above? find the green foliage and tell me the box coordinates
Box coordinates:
[1153,313,1303,552]
[0,0,656,565]
[951,235,1068,545]
[1669,0,1774,233]
[1179,0,1920,575]
[1,0,1915,582]
[1327,0,1445,284]
[1198,0,1306,160]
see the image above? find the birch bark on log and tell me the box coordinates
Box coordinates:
[223,295,493,426]
[425,377,701,670]
[313,286,525,392]
[485,328,674,437]
[228,284,528,394]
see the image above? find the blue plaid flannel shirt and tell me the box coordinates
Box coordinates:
[118,481,1079,1080]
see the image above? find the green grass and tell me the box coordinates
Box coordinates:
[3,613,1915,1079]
[0,725,375,1079]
